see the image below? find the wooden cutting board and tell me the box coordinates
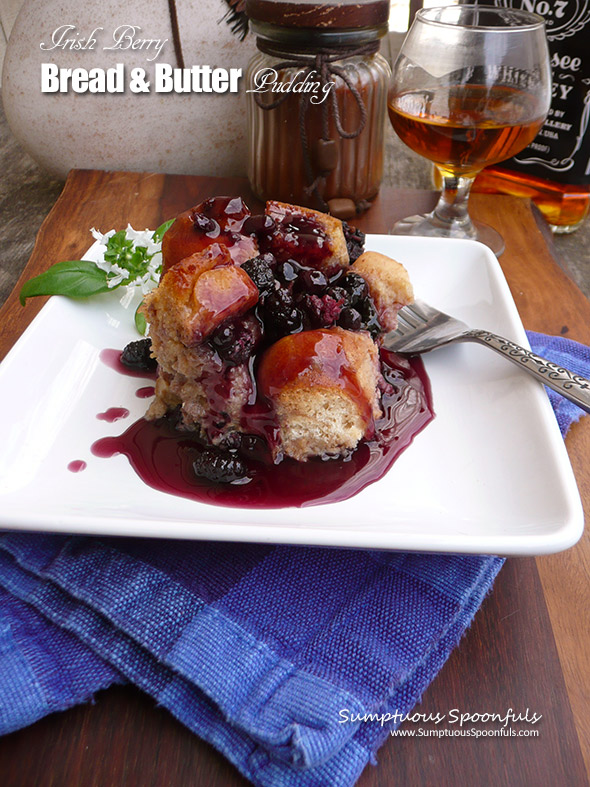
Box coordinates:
[0,170,588,786]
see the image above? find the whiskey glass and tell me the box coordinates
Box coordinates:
[388,5,551,255]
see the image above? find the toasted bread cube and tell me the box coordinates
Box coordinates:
[351,251,413,332]
[265,200,349,273]
[258,328,382,461]
[143,243,258,346]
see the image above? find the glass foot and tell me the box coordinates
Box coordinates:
[391,213,505,257]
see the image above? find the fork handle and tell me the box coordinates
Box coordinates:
[463,329,590,415]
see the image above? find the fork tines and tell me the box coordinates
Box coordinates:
[395,301,431,334]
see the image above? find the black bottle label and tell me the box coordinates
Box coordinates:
[492,0,590,185]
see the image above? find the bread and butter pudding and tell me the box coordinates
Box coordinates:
[139,197,419,478]
[100,196,433,506]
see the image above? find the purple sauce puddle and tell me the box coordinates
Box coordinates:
[91,349,434,509]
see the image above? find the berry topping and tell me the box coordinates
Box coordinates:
[242,214,276,238]
[326,286,350,307]
[338,307,363,331]
[120,339,157,372]
[193,447,248,484]
[298,268,328,293]
[259,214,330,266]
[301,293,345,327]
[342,222,366,263]
[162,196,257,272]
[341,272,369,304]
[208,317,261,366]
[358,298,382,337]
[242,254,276,297]
[277,259,304,284]
[191,212,217,235]
[263,288,304,335]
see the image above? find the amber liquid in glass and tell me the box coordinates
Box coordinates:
[388,85,546,178]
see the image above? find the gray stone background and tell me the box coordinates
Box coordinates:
[1,90,589,310]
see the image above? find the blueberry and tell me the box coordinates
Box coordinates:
[341,272,368,304]
[338,307,363,330]
[208,319,258,366]
[193,447,248,484]
[242,255,276,297]
[263,288,303,334]
[191,211,217,234]
[298,268,328,294]
[277,259,304,283]
[358,298,382,337]
[120,339,157,372]
[326,286,350,307]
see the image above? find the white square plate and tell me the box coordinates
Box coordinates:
[0,236,583,555]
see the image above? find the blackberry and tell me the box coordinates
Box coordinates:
[263,288,303,334]
[208,318,258,366]
[242,255,276,297]
[342,222,365,263]
[341,272,368,304]
[193,447,248,484]
[338,307,363,331]
[120,339,157,372]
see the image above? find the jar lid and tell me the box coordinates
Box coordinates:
[245,0,390,31]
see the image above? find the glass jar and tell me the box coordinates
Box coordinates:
[245,0,391,219]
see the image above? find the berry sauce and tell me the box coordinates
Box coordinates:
[97,407,130,423]
[261,215,331,267]
[67,460,87,473]
[136,386,156,398]
[162,197,257,272]
[91,350,434,509]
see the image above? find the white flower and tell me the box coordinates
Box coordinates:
[89,225,163,294]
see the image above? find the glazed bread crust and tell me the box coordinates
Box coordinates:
[352,251,413,332]
[258,328,382,461]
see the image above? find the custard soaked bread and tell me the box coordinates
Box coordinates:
[142,197,414,464]
[258,328,383,461]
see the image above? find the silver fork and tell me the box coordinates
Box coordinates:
[383,299,590,414]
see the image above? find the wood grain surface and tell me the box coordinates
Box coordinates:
[0,170,588,787]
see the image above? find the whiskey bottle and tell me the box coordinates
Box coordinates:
[473,0,590,233]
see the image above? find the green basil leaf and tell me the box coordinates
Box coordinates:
[135,302,148,335]
[19,260,111,305]
[152,218,175,243]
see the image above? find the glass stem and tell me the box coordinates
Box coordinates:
[432,170,477,236]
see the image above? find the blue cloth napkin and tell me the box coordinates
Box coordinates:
[526,331,590,437]
[0,332,587,787]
